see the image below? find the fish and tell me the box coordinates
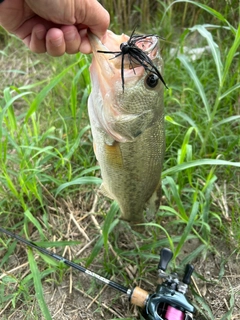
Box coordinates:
[87,30,165,227]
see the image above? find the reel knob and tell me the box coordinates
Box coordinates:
[158,248,173,271]
[183,264,194,285]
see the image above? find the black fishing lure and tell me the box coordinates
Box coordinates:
[97,29,167,91]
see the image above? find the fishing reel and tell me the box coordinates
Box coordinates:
[131,248,195,320]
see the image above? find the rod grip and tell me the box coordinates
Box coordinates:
[130,286,149,308]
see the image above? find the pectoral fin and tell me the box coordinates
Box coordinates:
[99,141,123,200]
[104,140,123,168]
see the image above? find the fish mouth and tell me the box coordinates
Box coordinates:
[88,30,158,59]
[88,30,129,57]
[88,30,159,80]
[88,30,127,77]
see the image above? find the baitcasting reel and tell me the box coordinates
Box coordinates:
[0,227,195,320]
[131,248,194,320]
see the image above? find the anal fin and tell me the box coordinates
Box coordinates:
[145,181,162,216]
[100,183,115,200]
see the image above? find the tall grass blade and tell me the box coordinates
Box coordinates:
[55,177,102,196]
[0,91,32,139]
[178,127,196,164]
[213,115,240,128]
[193,291,215,319]
[201,173,218,239]
[219,82,240,100]
[180,244,206,266]
[220,289,235,320]
[86,217,118,267]
[174,201,199,258]
[25,60,80,122]
[169,1,234,33]
[162,159,240,178]
[35,240,81,248]
[24,209,45,239]
[3,88,17,132]
[175,112,203,142]
[27,249,52,320]
[2,169,19,198]
[78,166,100,177]
[143,223,175,253]
[1,91,32,113]
[165,115,184,127]
[177,54,211,120]
[190,25,223,85]
[222,24,240,87]
[65,125,91,160]
[164,176,187,220]
[85,236,104,267]
[0,241,17,268]
[102,201,119,250]
[220,302,234,319]
[37,253,60,268]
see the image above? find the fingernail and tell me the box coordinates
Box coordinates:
[50,37,63,47]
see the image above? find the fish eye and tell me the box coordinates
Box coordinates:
[145,73,159,89]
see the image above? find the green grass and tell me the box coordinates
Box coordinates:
[0,1,239,319]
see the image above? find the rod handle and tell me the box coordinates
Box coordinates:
[130,286,149,308]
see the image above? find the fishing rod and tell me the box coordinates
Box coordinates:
[0,226,195,320]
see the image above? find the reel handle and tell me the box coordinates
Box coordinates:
[183,264,194,285]
[158,247,173,271]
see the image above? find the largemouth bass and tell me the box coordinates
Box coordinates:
[88,30,165,226]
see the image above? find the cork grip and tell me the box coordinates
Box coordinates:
[130,286,149,308]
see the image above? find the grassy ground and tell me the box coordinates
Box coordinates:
[0,1,239,319]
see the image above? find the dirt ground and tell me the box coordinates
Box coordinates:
[1,195,239,320]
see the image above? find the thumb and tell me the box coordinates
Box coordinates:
[77,0,110,39]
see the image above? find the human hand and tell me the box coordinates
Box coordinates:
[0,0,110,56]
